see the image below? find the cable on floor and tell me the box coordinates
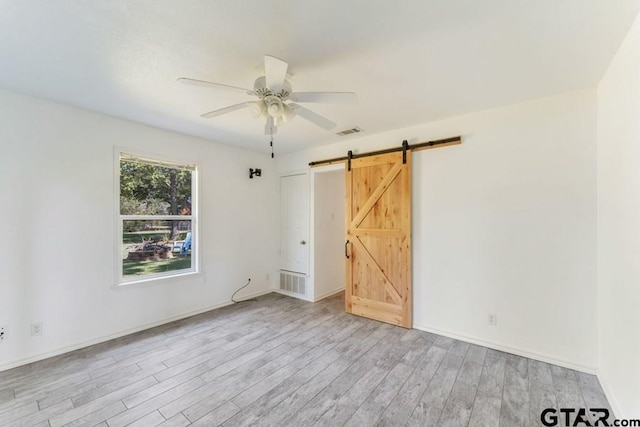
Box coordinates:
[231,278,257,303]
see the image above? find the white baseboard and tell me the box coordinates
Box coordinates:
[232,289,273,303]
[272,287,344,302]
[273,288,313,302]
[597,371,623,419]
[313,288,345,302]
[0,289,273,373]
[413,323,598,374]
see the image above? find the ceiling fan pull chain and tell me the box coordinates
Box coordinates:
[270,135,274,158]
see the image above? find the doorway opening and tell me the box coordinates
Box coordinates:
[310,164,345,301]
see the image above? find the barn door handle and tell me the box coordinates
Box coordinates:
[345,240,350,259]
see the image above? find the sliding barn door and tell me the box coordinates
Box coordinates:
[345,151,412,328]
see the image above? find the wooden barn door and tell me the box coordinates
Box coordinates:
[345,151,412,328]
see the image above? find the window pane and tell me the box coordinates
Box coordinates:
[120,160,192,216]
[122,219,192,278]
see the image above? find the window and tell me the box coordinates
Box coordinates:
[117,152,197,284]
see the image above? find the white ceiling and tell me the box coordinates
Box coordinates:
[1,1,638,154]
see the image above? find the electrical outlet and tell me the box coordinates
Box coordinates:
[266,273,270,281]
[0,325,7,341]
[31,322,43,337]
[488,314,497,326]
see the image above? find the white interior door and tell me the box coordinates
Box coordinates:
[280,174,309,274]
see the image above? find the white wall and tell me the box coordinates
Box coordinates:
[312,169,345,301]
[0,88,279,371]
[278,88,598,371]
[597,12,640,418]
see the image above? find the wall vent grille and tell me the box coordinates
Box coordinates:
[336,127,363,136]
[280,271,306,296]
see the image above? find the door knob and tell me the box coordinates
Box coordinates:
[300,240,306,245]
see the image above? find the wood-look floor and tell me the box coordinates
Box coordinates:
[0,292,613,426]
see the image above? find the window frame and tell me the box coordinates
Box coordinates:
[114,148,199,286]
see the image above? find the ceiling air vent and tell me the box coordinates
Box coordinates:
[336,127,363,136]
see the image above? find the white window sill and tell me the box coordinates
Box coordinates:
[114,270,204,289]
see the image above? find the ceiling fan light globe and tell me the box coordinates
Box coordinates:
[248,101,266,118]
[267,102,284,118]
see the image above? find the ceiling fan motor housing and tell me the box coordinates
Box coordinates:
[253,76,292,100]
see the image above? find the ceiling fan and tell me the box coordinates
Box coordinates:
[178,55,357,138]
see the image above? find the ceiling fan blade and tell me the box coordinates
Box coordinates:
[264,116,278,135]
[200,102,250,118]
[177,78,256,96]
[288,92,358,104]
[288,103,336,130]
[264,55,288,91]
